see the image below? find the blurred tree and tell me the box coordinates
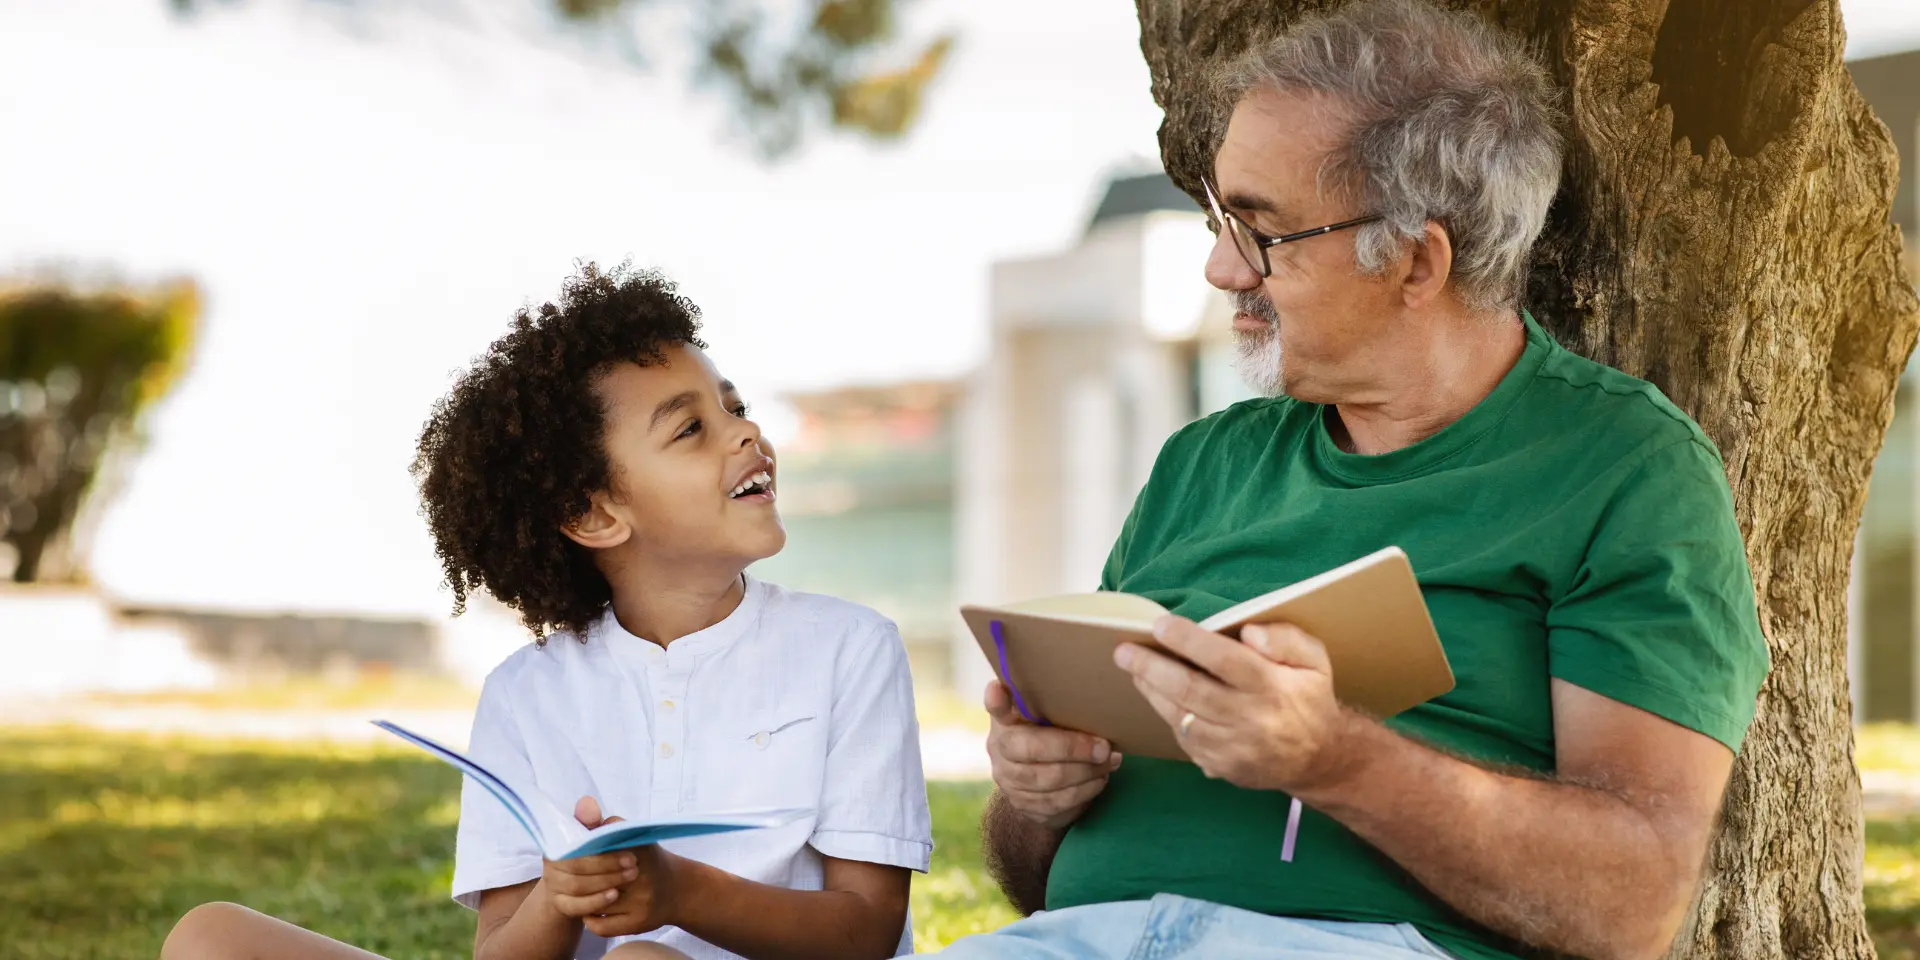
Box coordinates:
[165,0,955,159]
[0,280,200,583]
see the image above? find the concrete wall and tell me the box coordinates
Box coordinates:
[114,606,440,682]
[0,586,217,697]
[0,586,533,699]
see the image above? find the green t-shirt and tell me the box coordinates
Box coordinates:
[1044,312,1770,959]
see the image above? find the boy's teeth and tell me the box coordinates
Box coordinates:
[730,472,773,498]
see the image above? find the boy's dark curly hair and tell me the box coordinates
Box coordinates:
[411,261,706,643]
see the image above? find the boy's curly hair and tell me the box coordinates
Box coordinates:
[411,261,706,642]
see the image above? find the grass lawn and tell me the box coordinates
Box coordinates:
[0,728,1016,959]
[1861,724,1920,958]
[13,724,1920,958]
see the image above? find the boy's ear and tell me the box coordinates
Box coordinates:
[562,491,631,550]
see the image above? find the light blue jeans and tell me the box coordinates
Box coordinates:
[931,895,1457,959]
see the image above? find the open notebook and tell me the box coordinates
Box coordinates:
[372,720,809,860]
[961,547,1452,863]
[961,546,1454,764]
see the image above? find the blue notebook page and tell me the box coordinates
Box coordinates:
[370,719,549,852]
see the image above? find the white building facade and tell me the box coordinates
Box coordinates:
[952,175,1251,696]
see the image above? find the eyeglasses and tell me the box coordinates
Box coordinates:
[1202,177,1382,278]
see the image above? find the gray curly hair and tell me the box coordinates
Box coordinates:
[1219,0,1563,311]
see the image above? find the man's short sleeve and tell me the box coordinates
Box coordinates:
[808,619,934,873]
[1545,438,1771,752]
[450,665,545,910]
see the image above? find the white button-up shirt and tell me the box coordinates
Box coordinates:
[451,577,933,959]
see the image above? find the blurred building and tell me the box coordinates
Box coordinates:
[951,172,1247,696]
[747,380,963,690]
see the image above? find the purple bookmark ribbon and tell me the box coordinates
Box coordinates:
[989,620,1050,726]
[1281,797,1302,862]
[991,621,1297,860]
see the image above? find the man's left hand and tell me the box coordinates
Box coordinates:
[1114,618,1357,794]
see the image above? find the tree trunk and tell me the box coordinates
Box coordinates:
[1133,0,1920,956]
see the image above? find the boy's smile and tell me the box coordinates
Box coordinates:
[726,456,776,504]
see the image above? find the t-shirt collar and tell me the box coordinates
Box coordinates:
[1311,309,1554,484]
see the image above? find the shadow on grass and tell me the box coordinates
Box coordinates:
[1,728,1016,959]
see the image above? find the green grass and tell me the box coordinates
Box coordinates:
[1868,816,1920,959]
[909,781,1021,947]
[1859,724,1920,957]
[20,724,1920,958]
[0,728,1013,959]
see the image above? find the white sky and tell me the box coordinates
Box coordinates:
[0,0,1914,618]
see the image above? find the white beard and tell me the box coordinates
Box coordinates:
[1233,325,1285,397]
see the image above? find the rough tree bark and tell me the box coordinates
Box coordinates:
[1134,0,1920,956]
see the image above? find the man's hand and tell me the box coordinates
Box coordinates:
[1114,617,1355,794]
[544,796,679,940]
[985,678,1124,830]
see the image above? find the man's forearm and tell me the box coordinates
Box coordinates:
[981,790,1068,915]
[1297,717,1700,960]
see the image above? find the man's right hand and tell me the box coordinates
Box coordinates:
[985,679,1124,831]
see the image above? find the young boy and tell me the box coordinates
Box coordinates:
[160,263,933,960]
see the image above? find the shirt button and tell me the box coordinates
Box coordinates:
[752,732,770,749]
[659,743,675,758]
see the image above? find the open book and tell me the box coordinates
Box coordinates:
[372,720,810,860]
[961,546,1454,764]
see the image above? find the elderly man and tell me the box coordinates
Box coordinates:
[944,2,1771,959]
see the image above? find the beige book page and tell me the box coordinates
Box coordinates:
[999,592,1170,625]
[962,546,1455,761]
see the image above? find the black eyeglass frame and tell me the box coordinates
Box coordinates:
[1202,177,1383,278]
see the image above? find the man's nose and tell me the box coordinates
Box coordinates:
[1204,232,1261,292]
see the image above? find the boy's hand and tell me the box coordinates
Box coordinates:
[541,797,639,920]
[580,843,678,939]
[541,796,680,939]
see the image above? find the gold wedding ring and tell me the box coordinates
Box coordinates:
[1179,711,1197,738]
